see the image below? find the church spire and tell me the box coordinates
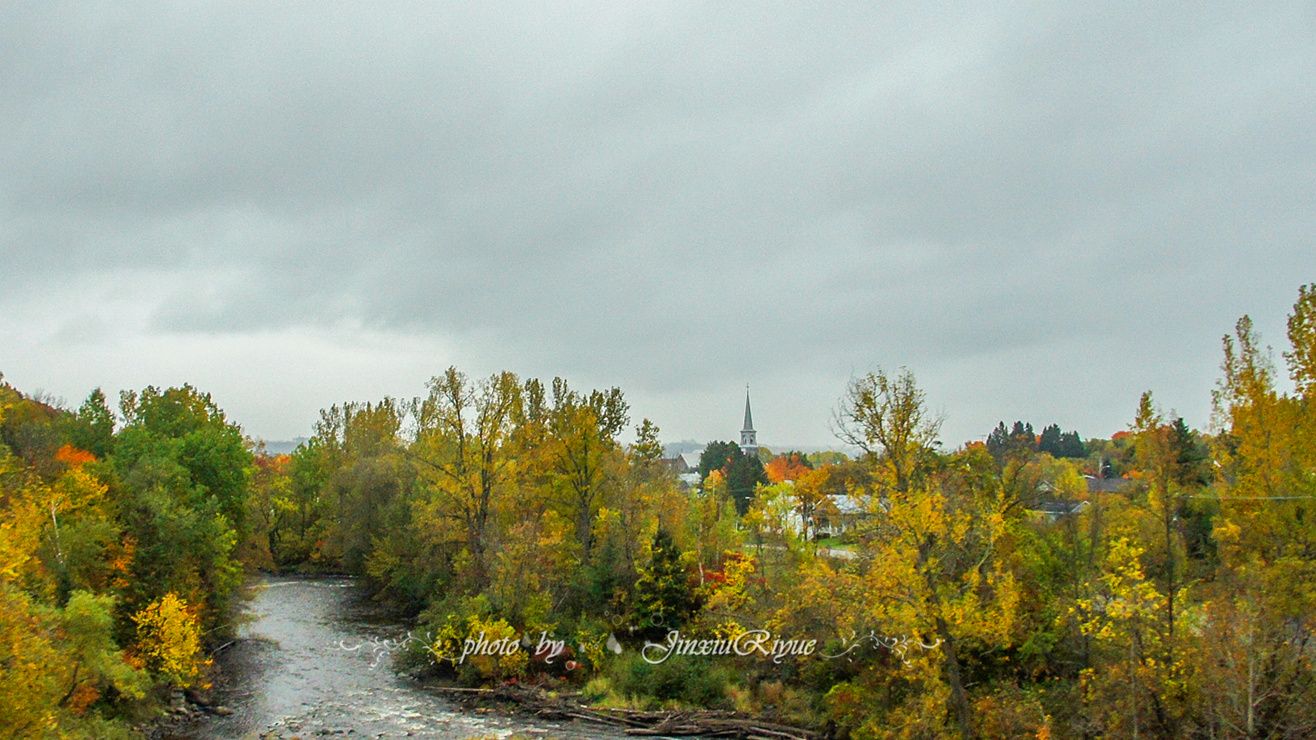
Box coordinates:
[740,386,758,452]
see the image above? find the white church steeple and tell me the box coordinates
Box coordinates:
[740,386,758,454]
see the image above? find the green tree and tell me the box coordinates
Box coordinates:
[113,385,253,635]
[1037,423,1063,457]
[308,399,407,575]
[694,441,766,515]
[725,450,767,516]
[697,440,736,482]
[632,528,697,636]
[241,451,294,569]
[631,419,664,464]
[67,389,114,462]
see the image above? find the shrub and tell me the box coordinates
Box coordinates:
[609,651,731,709]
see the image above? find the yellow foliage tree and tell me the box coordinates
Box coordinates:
[835,370,1019,740]
[1076,537,1183,737]
[411,368,524,588]
[1195,290,1316,736]
[0,585,60,739]
[131,592,208,688]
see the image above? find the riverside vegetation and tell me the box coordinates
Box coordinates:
[3,284,1316,739]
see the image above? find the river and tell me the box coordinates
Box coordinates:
[171,577,631,740]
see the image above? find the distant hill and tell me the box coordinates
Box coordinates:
[253,437,308,455]
[663,440,707,457]
[662,439,855,459]
[252,437,847,459]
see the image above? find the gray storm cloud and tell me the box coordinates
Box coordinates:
[2,1,1313,444]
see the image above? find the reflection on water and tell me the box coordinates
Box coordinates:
[177,577,625,740]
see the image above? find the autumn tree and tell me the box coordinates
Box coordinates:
[1131,393,1188,648]
[1197,294,1316,737]
[791,466,835,544]
[1286,283,1316,400]
[836,368,941,496]
[835,370,1017,740]
[544,378,629,559]
[595,418,673,601]
[764,451,812,484]
[314,399,408,574]
[410,368,523,588]
[0,381,145,738]
[743,480,806,579]
[131,592,207,688]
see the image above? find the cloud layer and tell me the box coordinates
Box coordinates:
[3,1,1314,446]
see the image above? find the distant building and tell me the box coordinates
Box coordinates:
[663,447,705,468]
[815,494,869,538]
[677,472,702,489]
[1085,476,1133,494]
[1028,500,1091,521]
[665,454,693,475]
[662,452,705,489]
[1017,476,1115,521]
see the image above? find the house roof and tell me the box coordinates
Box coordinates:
[832,494,868,515]
[1029,500,1090,517]
[1086,476,1133,493]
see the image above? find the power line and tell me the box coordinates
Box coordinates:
[1182,495,1314,501]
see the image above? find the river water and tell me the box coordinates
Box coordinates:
[173,577,629,740]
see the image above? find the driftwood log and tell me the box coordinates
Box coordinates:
[428,684,821,740]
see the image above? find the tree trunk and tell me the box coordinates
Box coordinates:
[935,616,974,740]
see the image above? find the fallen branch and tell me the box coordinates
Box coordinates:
[427,683,820,740]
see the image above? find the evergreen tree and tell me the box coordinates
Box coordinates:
[725,451,768,516]
[1038,423,1064,456]
[1059,430,1086,458]
[632,528,696,635]
[1010,421,1037,451]
[986,421,1011,458]
[987,420,1038,461]
[697,440,736,482]
[69,388,115,461]
[1170,416,1207,486]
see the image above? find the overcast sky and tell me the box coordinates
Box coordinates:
[2,2,1314,449]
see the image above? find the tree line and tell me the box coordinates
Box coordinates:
[1,384,251,738]
[3,284,1316,739]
